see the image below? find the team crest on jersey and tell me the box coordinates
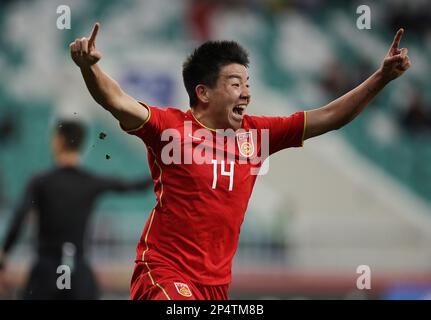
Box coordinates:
[174,282,192,297]
[236,131,254,158]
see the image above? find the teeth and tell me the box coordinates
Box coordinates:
[233,104,247,116]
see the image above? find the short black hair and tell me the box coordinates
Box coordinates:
[55,120,85,151]
[182,41,249,107]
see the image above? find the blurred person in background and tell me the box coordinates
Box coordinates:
[320,60,353,99]
[69,23,410,300]
[0,113,16,146]
[0,120,152,299]
[0,113,17,211]
[399,91,431,134]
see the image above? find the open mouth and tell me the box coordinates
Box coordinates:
[232,105,246,116]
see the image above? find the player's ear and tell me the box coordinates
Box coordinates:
[195,85,210,104]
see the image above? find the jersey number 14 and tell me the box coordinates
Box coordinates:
[211,160,234,191]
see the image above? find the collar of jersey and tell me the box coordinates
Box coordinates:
[188,109,218,132]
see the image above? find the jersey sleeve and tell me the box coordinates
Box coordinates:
[119,101,166,148]
[251,111,306,155]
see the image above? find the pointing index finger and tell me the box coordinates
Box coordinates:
[391,28,404,51]
[88,22,100,46]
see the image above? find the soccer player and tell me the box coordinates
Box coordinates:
[68,23,410,300]
[0,120,152,299]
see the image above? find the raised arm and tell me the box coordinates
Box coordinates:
[70,23,148,130]
[304,28,411,140]
[94,175,153,194]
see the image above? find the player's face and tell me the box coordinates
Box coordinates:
[208,63,250,130]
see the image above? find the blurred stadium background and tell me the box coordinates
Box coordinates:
[0,0,430,299]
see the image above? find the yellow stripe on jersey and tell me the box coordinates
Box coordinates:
[146,262,171,300]
[189,109,217,132]
[124,101,152,133]
[148,147,164,207]
[141,209,155,262]
[301,111,307,146]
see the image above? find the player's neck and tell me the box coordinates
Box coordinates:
[55,151,80,167]
[191,107,226,131]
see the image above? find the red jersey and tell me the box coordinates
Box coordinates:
[123,102,305,285]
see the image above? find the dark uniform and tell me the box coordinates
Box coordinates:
[1,166,151,299]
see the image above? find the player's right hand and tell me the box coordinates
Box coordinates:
[70,23,102,68]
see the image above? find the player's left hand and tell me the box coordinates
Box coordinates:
[380,28,411,81]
